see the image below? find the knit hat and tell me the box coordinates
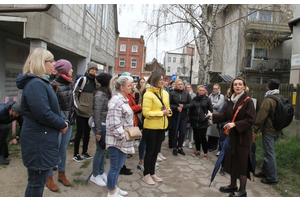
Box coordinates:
[55,59,72,75]
[96,73,112,86]
[11,102,22,114]
[87,61,98,71]
[267,79,280,90]
[204,85,209,91]
[121,72,132,77]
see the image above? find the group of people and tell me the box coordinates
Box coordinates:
[0,47,284,197]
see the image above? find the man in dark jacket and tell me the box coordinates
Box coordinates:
[0,101,22,165]
[253,79,281,185]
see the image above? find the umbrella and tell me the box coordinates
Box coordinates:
[174,112,181,146]
[209,136,231,187]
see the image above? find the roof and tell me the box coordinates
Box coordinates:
[210,74,234,83]
[288,17,300,33]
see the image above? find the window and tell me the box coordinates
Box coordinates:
[167,66,170,72]
[248,10,273,22]
[131,59,137,68]
[258,11,272,22]
[86,4,96,16]
[180,58,184,63]
[254,48,268,59]
[168,57,171,62]
[119,58,125,67]
[173,57,176,63]
[132,45,138,52]
[102,4,109,29]
[120,44,126,52]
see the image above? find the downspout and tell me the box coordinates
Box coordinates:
[235,5,241,77]
[0,4,52,13]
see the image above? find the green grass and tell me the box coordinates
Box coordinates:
[255,133,300,197]
[72,171,83,176]
[71,178,86,187]
[80,160,91,169]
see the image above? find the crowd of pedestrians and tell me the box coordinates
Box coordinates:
[0,47,287,197]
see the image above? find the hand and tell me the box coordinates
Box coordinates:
[178,107,182,112]
[9,138,18,145]
[163,108,170,116]
[205,110,212,118]
[96,135,101,141]
[179,104,183,108]
[223,122,235,130]
[60,122,69,134]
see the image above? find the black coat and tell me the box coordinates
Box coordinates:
[169,89,192,119]
[189,94,213,129]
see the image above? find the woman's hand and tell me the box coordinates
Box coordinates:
[178,107,182,112]
[96,135,101,141]
[205,110,212,118]
[163,108,170,116]
[223,122,235,130]
[60,122,69,134]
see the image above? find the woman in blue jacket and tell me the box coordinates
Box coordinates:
[16,48,69,197]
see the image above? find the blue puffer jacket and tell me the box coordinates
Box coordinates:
[16,73,68,171]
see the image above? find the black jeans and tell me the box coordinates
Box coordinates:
[193,128,208,154]
[143,129,165,176]
[169,117,187,149]
[0,124,9,157]
[207,136,219,150]
[74,115,91,156]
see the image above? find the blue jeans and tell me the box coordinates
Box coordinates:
[25,169,50,197]
[48,125,72,176]
[185,126,193,141]
[92,126,107,177]
[107,147,127,190]
[138,133,146,160]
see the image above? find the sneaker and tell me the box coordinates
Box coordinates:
[203,154,208,159]
[182,141,186,147]
[172,149,178,156]
[100,173,107,183]
[188,142,193,149]
[117,187,128,196]
[142,174,155,185]
[209,148,218,152]
[134,140,140,147]
[155,162,159,167]
[158,153,166,160]
[216,151,220,156]
[120,167,133,175]
[178,149,186,155]
[151,174,163,182]
[192,151,200,156]
[165,131,168,136]
[73,154,84,162]
[137,163,144,171]
[107,191,123,197]
[81,152,92,159]
[90,175,106,186]
[157,155,163,162]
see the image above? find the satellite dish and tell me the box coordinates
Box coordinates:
[286,10,293,20]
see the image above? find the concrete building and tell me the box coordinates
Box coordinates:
[0,4,119,103]
[213,4,292,85]
[114,36,146,82]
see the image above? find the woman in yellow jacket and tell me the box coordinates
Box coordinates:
[142,71,172,185]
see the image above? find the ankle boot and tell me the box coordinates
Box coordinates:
[46,175,59,192]
[58,171,71,186]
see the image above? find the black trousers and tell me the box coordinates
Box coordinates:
[207,136,219,150]
[193,128,208,154]
[143,129,165,176]
[74,115,91,156]
[0,124,9,157]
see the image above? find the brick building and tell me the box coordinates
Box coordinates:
[114,35,146,82]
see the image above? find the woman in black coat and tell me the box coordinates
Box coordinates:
[189,85,213,159]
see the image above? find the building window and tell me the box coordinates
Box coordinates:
[248,10,275,22]
[132,45,138,52]
[167,66,170,72]
[102,4,109,29]
[254,48,268,59]
[120,44,126,52]
[119,58,125,67]
[86,4,96,16]
[131,59,137,68]
[168,57,171,62]
[180,58,184,63]
[173,57,176,63]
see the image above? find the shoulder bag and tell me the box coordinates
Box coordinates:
[124,127,142,141]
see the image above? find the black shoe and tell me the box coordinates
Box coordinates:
[219,167,225,175]
[81,152,92,159]
[172,149,177,156]
[120,168,133,175]
[254,172,266,178]
[73,154,84,162]
[219,185,238,193]
[178,149,186,155]
[261,178,278,185]
[0,156,9,165]
[122,165,131,172]
[53,166,58,171]
[229,191,247,197]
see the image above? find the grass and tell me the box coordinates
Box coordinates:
[254,132,300,197]
[80,160,91,169]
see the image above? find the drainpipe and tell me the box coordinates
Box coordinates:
[0,4,52,13]
[235,5,241,77]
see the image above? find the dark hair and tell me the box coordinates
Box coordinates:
[94,85,111,99]
[169,80,175,87]
[230,77,246,95]
[148,71,162,87]
[136,77,145,90]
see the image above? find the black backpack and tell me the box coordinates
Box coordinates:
[266,95,294,130]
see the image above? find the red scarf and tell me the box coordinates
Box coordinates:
[60,73,72,83]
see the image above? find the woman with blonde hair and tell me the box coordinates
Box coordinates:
[16,48,69,197]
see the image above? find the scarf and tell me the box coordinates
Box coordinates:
[60,73,72,83]
[264,89,280,97]
[231,90,245,109]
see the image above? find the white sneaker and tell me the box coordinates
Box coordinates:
[107,191,123,197]
[165,131,168,136]
[216,151,220,156]
[158,153,166,160]
[182,141,186,147]
[100,172,107,183]
[155,162,159,167]
[90,175,106,186]
[157,155,163,162]
[189,142,193,149]
[137,163,144,171]
[117,187,128,196]
[134,140,140,147]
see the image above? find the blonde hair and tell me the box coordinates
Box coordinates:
[197,85,205,90]
[109,76,133,96]
[175,79,183,88]
[23,48,54,77]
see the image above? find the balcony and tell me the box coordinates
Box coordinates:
[244,21,292,42]
[242,57,290,73]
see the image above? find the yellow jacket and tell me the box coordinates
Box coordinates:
[143,86,172,130]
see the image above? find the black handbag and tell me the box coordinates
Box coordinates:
[98,139,106,149]
[153,93,172,130]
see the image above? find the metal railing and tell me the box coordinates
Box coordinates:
[242,57,290,71]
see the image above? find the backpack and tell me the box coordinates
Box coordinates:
[266,95,294,130]
[72,76,87,108]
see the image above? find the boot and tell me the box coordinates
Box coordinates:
[58,171,71,186]
[46,175,59,192]
[0,155,9,165]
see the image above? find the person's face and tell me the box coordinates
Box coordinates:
[67,68,73,77]
[52,66,57,75]
[45,60,55,75]
[233,80,245,95]
[156,75,164,88]
[171,82,175,88]
[89,68,98,75]
[176,81,184,90]
[121,80,132,95]
[130,81,135,89]
[163,80,168,87]
[186,85,192,92]
[226,89,231,97]
[140,79,145,86]
[198,87,206,96]
[213,85,220,93]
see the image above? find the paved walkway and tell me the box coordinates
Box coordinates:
[0,134,281,197]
